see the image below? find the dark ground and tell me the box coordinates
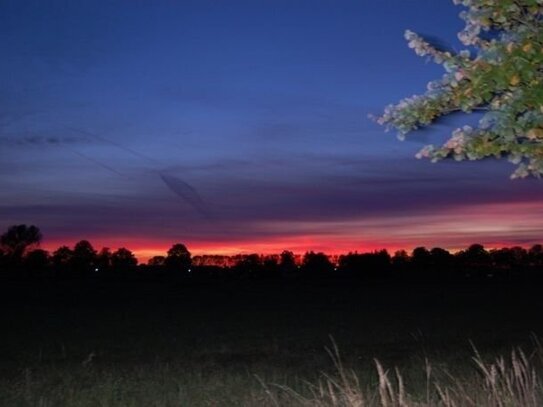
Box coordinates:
[1,278,541,368]
[0,277,542,405]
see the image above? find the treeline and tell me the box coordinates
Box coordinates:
[2,224,543,283]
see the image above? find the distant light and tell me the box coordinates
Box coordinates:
[188,268,192,273]
[94,268,99,272]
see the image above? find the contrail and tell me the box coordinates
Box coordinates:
[159,173,213,219]
[62,125,215,219]
[64,126,157,164]
[63,145,127,178]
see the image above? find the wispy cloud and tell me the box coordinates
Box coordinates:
[159,173,213,220]
[0,134,88,147]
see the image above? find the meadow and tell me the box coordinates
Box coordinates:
[0,277,542,406]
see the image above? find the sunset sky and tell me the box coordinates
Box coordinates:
[2,0,543,262]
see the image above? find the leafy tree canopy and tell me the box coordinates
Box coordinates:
[111,248,138,270]
[165,243,192,270]
[0,224,42,259]
[378,0,543,178]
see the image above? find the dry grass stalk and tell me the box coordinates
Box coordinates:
[262,340,543,407]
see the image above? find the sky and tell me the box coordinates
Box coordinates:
[2,0,543,262]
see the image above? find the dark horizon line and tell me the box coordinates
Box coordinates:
[33,240,543,264]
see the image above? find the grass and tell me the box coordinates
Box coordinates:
[3,339,543,406]
[270,338,543,406]
[0,278,542,405]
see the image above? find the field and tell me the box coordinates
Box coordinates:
[1,278,542,406]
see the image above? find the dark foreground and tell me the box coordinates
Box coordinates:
[1,278,542,405]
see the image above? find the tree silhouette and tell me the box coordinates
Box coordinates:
[529,244,543,269]
[148,256,166,267]
[96,248,113,273]
[72,240,97,276]
[392,250,409,269]
[508,246,529,272]
[233,254,261,277]
[111,248,138,271]
[411,247,432,269]
[302,251,333,276]
[490,247,514,273]
[430,247,454,278]
[53,246,72,262]
[459,244,491,274]
[0,224,42,264]
[5,222,543,283]
[279,250,298,276]
[261,255,280,278]
[52,246,73,278]
[24,249,50,277]
[0,247,6,270]
[338,250,391,280]
[165,243,191,271]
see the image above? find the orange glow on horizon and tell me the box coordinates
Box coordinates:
[40,237,541,265]
[40,200,543,264]
[41,235,394,264]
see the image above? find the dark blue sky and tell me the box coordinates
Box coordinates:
[2,0,543,259]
